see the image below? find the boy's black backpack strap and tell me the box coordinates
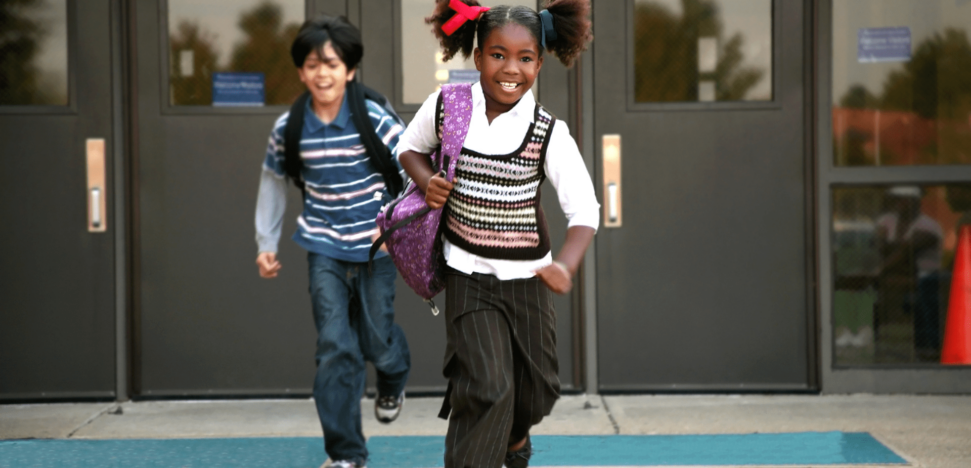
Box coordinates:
[348,80,404,198]
[283,91,310,192]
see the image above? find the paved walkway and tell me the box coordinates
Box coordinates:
[2,394,970,467]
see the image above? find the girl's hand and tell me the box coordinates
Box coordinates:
[534,261,573,294]
[426,174,453,209]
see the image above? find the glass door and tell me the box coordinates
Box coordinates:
[820,0,971,392]
[593,0,814,391]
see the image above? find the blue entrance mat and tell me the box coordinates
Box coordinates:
[366,433,908,467]
[0,432,907,467]
[0,437,325,468]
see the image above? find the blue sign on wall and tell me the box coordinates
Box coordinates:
[858,27,911,63]
[212,72,265,106]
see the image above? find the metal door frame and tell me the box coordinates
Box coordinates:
[115,0,135,402]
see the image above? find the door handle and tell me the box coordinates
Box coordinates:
[602,134,622,228]
[90,187,102,228]
[86,138,106,233]
[607,183,619,223]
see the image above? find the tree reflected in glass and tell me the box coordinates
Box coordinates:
[1,0,68,106]
[832,0,971,167]
[633,0,770,103]
[170,22,220,105]
[168,0,303,106]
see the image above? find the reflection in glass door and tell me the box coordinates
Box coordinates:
[832,0,971,166]
[832,185,971,365]
[829,0,971,370]
[0,0,69,105]
[632,0,773,103]
[167,0,305,106]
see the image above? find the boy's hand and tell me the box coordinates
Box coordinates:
[256,252,282,278]
[534,261,573,294]
[426,173,453,209]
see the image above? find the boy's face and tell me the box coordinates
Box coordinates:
[474,23,543,112]
[298,42,355,112]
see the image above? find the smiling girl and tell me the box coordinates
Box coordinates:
[396,1,597,467]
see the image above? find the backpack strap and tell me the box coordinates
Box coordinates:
[282,84,405,198]
[283,91,310,192]
[435,91,445,142]
[348,81,405,198]
[367,84,472,273]
[437,83,474,180]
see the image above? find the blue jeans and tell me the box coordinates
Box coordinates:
[307,253,411,464]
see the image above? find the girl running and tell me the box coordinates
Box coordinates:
[397,1,597,467]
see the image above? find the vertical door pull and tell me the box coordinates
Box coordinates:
[90,188,102,228]
[607,183,619,223]
[86,138,107,232]
[602,134,622,227]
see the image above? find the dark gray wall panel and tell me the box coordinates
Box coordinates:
[0,0,115,400]
[137,117,315,395]
[594,0,811,391]
[134,1,315,396]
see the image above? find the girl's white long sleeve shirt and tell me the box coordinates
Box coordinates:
[396,82,600,280]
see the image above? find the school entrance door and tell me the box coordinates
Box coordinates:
[0,0,118,400]
[592,0,815,391]
[131,0,582,396]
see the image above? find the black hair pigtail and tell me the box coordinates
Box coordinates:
[543,0,592,67]
[426,0,480,61]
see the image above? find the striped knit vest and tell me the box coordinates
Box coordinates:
[442,104,556,260]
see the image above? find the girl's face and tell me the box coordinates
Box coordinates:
[474,23,543,113]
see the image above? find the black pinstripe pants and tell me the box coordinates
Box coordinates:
[438,269,560,468]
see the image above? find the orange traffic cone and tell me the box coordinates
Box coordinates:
[942,225,971,364]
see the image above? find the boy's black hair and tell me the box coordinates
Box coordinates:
[290,14,363,70]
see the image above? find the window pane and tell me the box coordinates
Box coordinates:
[632,0,772,103]
[168,0,304,106]
[832,185,971,366]
[832,1,971,166]
[401,0,536,105]
[0,0,68,106]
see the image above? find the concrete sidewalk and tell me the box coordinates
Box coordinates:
[2,394,969,467]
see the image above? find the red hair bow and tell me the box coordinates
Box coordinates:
[442,0,490,36]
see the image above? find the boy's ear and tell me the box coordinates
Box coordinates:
[473,47,482,71]
[346,68,357,82]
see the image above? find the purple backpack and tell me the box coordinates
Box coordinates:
[369,83,473,314]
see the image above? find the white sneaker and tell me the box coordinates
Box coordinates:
[835,328,854,348]
[375,391,404,424]
[329,460,366,468]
